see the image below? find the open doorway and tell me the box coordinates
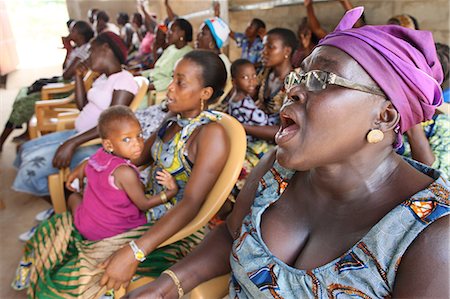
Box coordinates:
[5,0,69,69]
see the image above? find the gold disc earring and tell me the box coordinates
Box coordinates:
[367,129,384,144]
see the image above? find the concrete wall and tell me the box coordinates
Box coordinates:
[67,0,449,61]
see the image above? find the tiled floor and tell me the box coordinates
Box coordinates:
[0,66,59,298]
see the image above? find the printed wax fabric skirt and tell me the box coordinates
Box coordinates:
[12,212,204,298]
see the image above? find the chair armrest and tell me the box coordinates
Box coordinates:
[55,111,79,131]
[35,94,75,107]
[41,82,75,100]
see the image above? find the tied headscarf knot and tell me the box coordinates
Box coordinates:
[318,7,443,148]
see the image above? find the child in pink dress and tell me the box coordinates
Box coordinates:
[67,106,178,241]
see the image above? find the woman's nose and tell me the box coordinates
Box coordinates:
[287,87,307,104]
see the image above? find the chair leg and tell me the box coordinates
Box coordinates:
[48,171,67,213]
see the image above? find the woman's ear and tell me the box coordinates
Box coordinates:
[377,100,400,131]
[200,86,214,101]
[283,46,293,59]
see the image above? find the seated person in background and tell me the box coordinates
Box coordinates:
[151,24,168,66]
[0,20,94,151]
[129,12,147,53]
[125,8,449,299]
[61,20,95,80]
[304,0,364,40]
[195,16,232,107]
[142,18,193,92]
[12,32,138,197]
[225,28,297,203]
[117,12,134,49]
[291,17,319,68]
[14,50,229,298]
[126,1,158,69]
[12,106,178,290]
[231,18,266,67]
[214,0,265,67]
[95,10,120,35]
[226,59,270,142]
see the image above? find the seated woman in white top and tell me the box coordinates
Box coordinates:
[12,32,138,197]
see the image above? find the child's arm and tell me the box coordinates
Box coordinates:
[66,159,89,192]
[114,166,178,211]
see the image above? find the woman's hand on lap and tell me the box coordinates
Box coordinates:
[99,245,139,290]
[52,141,78,168]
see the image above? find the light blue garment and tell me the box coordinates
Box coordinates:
[13,130,100,196]
[229,159,449,298]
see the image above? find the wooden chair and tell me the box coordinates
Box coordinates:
[29,71,98,139]
[48,113,246,299]
[40,70,98,100]
[29,76,148,139]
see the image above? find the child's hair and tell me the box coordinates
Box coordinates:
[172,18,193,42]
[98,106,139,139]
[266,28,299,56]
[231,58,253,79]
[183,50,227,104]
[251,18,266,30]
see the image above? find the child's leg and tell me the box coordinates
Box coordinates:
[67,193,82,214]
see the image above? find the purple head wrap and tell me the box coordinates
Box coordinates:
[318,7,443,147]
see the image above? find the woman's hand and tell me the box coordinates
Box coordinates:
[65,160,88,192]
[52,140,78,169]
[99,245,140,290]
[75,62,88,78]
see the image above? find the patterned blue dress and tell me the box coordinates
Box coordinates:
[229,159,449,298]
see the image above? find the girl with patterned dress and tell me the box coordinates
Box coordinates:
[13,50,229,299]
[126,8,449,299]
[222,28,298,202]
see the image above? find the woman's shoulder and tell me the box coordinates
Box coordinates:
[109,70,138,94]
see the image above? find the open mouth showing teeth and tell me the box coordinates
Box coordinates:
[276,111,299,145]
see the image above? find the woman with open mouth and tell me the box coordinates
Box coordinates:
[125,7,449,299]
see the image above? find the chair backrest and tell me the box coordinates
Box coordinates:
[129,76,149,112]
[158,111,246,247]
